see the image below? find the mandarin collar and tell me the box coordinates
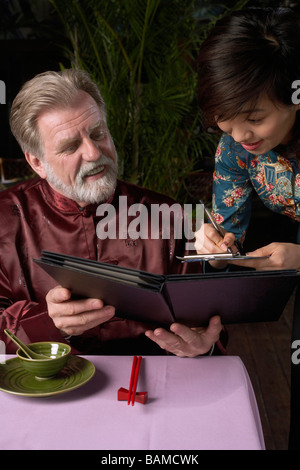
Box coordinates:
[40,179,116,216]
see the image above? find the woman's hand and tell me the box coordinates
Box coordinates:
[194,223,237,268]
[231,242,300,271]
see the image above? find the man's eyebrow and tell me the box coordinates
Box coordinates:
[89,120,105,131]
[55,121,106,154]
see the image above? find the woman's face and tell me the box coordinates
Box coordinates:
[216,95,299,154]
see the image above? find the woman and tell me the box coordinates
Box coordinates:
[194,7,300,449]
[195,7,300,271]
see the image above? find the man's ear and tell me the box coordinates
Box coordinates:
[25,152,47,179]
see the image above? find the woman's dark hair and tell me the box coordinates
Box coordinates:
[196,7,300,155]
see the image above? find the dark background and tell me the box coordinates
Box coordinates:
[0,0,70,160]
[1,0,298,162]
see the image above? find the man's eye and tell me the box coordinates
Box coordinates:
[64,145,78,153]
[91,131,105,141]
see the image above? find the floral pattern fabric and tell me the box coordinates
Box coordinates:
[212,134,300,241]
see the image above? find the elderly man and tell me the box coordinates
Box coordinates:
[0,68,222,356]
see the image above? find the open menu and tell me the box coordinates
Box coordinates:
[34,251,299,326]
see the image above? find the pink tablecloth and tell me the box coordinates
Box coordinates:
[0,354,265,450]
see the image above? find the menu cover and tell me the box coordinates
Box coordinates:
[34,251,299,326]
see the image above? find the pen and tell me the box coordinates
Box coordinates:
[199,200,245,255]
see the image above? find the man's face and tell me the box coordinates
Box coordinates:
[35,90,118,206]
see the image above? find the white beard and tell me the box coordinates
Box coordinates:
[43,155,118,205]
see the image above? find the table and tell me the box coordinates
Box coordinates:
[0,354,265,450]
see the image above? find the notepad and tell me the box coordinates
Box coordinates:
[177,253,269,262]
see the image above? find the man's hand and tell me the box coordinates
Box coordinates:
[144,315,222,357]
[46,285,115,337]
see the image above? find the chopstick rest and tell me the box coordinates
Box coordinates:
[117,387,148,404]
[117,356,148,405]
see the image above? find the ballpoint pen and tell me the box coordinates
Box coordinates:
[199,200,245,256]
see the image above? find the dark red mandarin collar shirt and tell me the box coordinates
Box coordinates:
[0,177,200,355]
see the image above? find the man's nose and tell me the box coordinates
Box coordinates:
[82,137,101,161]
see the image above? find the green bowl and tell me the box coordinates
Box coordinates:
[17,342,71,379]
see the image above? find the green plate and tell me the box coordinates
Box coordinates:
[0,355,95,397]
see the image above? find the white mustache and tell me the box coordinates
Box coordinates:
[78,155,116,180]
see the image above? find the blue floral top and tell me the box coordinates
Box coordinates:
[212,134,300,242]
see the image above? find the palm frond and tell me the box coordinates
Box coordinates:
[50,0,249,200]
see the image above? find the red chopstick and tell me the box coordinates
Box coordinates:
[128,356,142,405]
[131,356,142,406]
[127,356,137,404]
